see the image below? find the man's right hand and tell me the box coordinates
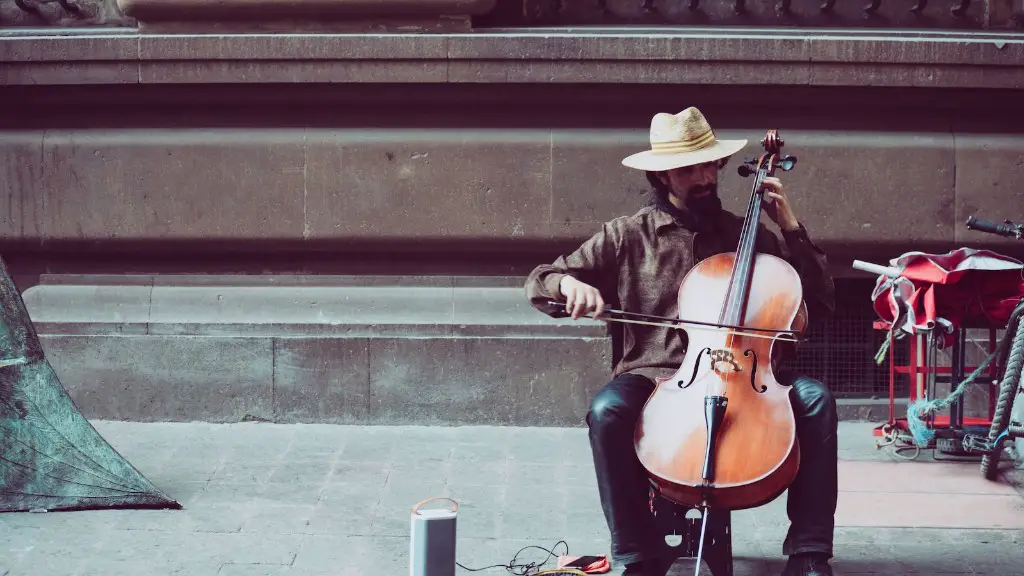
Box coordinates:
[559,276,606,320]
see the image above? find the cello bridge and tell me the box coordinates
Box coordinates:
[709,349,741,374]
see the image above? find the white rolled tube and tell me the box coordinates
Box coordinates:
[852,259,900,278]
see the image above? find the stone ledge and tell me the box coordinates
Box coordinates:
[1,28,1022,87]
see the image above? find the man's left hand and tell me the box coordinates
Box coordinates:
[760,177,800,232]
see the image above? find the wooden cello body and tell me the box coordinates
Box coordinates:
[633,130,808,514]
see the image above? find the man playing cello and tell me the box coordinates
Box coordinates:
[524,107,839,576]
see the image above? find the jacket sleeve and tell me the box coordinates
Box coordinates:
[762,222,836,324]
[524,222,619,318]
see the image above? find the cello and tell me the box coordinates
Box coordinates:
[546,130,807,575]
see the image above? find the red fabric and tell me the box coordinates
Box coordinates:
[870,248,1024,342]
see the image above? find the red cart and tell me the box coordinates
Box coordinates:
[854,243,1024,458]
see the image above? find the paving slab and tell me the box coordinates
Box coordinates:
[835,460,1024,530]
[1,421,1023,576]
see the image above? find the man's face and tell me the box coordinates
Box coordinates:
[658,159,723,216]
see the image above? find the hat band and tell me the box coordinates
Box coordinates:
[650,129,716,155]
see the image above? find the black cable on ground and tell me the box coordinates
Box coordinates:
[457,540,572,575]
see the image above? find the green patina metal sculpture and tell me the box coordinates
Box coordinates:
[0,257,179,513]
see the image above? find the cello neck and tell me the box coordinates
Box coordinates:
[719,167,767,327]
[720,130,787,327]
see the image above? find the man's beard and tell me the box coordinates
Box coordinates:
[684,184,723,217]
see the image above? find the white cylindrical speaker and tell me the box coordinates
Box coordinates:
[409,497,458,576]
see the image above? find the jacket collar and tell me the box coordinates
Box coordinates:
[650,202,743,236]
[651,206,680,232]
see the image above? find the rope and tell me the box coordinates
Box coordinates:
[905,354,997,447]
[875,422,922,460]
[874,329,893,365]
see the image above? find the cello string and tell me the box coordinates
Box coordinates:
[724,160,766,353]
[719,163,764,397]
[725,165,759,328]
[719,158,768,395]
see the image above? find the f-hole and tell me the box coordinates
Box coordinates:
[680,348,712,389]
[744,349,766,393]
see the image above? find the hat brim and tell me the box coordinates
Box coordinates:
[621,139,748,172]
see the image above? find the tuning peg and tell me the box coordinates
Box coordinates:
[738,157,758,177]
[776,155,797,171]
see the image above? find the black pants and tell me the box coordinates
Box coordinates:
[586,370,838,567]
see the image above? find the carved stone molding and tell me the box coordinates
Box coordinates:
[986,0,1023,27]
[3,30,1022,86]
[0,0,133,26]
[522,0,1020,30]
[115,0,498,31]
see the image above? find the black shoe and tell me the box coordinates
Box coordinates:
[781,553,833,576]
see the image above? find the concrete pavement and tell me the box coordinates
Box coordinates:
[2,420,1023,576]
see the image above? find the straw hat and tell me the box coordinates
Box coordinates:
[622,107,747,172]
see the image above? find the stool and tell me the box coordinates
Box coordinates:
[649,488,733,576]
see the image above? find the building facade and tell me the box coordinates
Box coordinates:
[1,0,1022,425]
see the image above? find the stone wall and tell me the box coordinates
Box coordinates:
[2,86,1023,279]
[2,124,1023,261]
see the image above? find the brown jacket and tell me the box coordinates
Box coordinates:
[524,205,835,382]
